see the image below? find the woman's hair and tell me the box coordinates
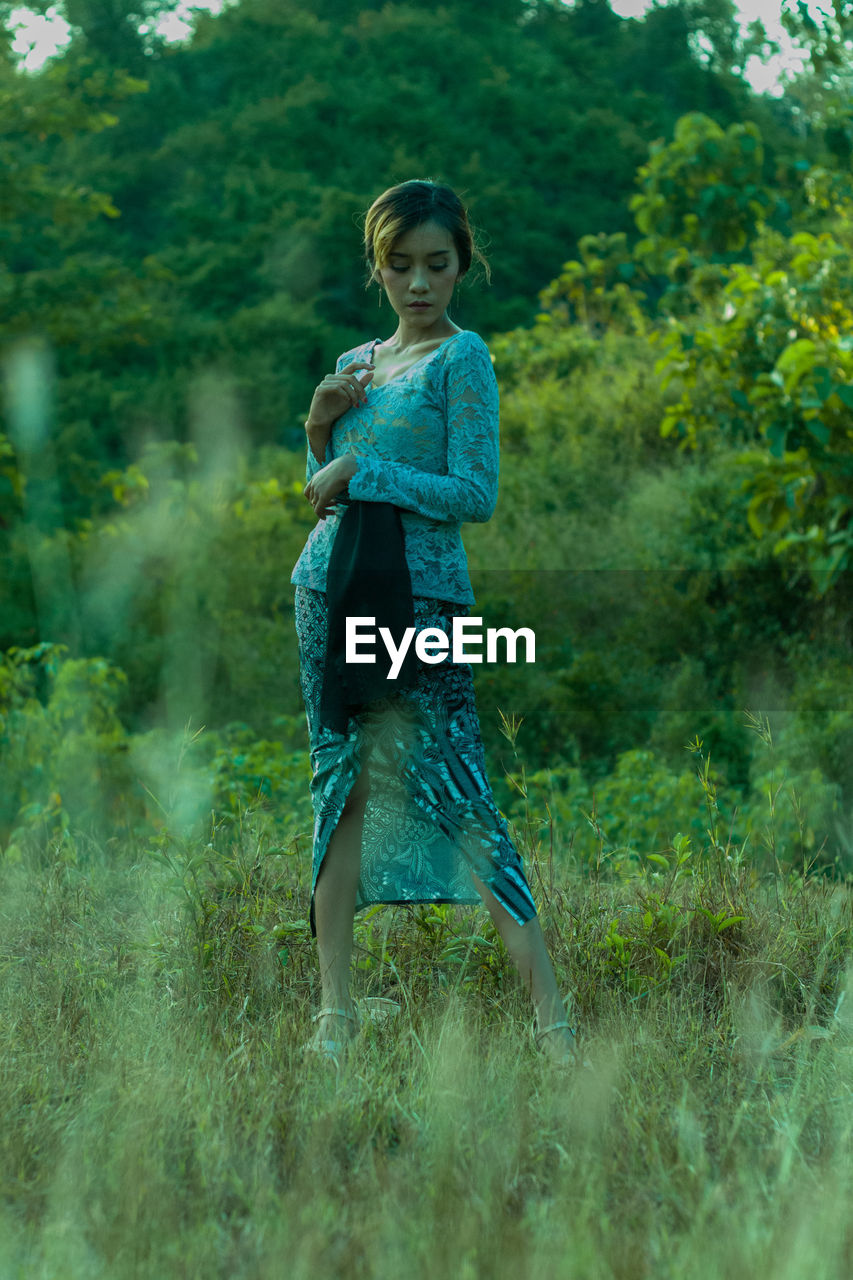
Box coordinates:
[363,179,491,290]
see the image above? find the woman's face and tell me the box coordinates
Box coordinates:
[376,219,462,326]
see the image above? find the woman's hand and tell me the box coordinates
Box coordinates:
[306,361,374,433]
[304,454,359,519]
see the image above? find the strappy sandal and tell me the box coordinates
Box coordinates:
[356,996,401,1027]
[303,1006,360,1066]
[532,1016,592,1070]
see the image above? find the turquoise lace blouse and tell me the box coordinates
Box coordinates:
[290,329,499,606]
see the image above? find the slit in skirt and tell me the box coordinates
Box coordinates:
[293,584,538,938]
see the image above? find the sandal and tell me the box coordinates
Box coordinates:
[356,996,401,1027]
[532,1016,592,1070]
[303,1005,360,1066]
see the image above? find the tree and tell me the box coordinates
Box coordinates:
[636,115,853,594]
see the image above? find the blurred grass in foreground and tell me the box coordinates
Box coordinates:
[0,744,850,1280]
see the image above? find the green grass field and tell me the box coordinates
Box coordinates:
[1,785,850,1280]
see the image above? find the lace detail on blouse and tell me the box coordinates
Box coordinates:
[291,329,499,605]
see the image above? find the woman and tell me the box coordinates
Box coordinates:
[290,179,582,1067]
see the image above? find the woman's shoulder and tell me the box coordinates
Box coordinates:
[444,328,491,357]
[441,329,496,379]
[334,329,493,377]
[335,337,377,372]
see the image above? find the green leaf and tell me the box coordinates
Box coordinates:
[776,339,816,375]
[835,386,853,408]
[717,916,745,931]
[767,423,787,458]
[646,853,670,868]
[813,366,834,400]
[805,419,830,445]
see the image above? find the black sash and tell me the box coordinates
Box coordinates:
[320,497,420,733]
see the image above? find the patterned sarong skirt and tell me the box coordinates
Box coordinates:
[294,585,538,937]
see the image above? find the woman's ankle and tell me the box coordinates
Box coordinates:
[319,993,357,1019]
[535,998,568,1028]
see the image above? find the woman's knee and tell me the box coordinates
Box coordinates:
[341,766,370,818]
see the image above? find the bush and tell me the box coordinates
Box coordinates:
[0,643,142,855]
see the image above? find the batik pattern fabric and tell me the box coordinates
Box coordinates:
[294,585,538,937]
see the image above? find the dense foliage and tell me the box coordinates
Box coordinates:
[1,0,852,878]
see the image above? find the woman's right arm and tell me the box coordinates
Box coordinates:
[304,358,374,482]
[305,425,331,480]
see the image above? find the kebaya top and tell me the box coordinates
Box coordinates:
[290,329,499,606]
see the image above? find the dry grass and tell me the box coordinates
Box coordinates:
[0,796,851,1280]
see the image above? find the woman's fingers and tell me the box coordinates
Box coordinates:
[321,376,359,407]
[314,362,372,413]
[341,373,368,405]
[337,362,373,405]
[303,472,338,519]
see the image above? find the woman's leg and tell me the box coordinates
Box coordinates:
[310,767,370,1044]
[470,870,578,1058]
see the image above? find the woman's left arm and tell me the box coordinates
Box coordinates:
[343,333,500,523]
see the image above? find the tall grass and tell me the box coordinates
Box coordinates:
[1,742,850,1280]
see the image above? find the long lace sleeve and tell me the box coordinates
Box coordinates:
[304,345,361,482]
[305,437,330,483]
[346,333,499,523]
